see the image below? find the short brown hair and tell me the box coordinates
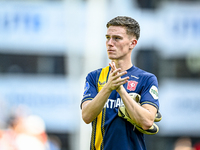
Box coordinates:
[106,16,140,40]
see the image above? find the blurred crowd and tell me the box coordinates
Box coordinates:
[174,137,200,150]
[0,113,61,150]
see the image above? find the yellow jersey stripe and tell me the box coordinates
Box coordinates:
[97,66,110,92]
[95,111,103,149]
[94,66,109,150]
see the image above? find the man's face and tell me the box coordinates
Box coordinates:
[106,26,136,60]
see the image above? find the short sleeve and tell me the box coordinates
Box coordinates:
[140,75,159,110]
[80,70,99,109]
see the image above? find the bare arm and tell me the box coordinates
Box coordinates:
[109,62,157,130]
[81,66,129,124]
[81,86,112,124]
[117,87,157,130]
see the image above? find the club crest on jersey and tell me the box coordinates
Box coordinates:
[127,81,138,91]
[149,85,158,99]
[84,82,90,95]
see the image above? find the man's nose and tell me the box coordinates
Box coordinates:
[107,38,113,45]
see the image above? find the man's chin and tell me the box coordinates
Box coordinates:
[108,56,117,60]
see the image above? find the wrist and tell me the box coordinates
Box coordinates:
[103,84,114,93]
[116,85,125,94]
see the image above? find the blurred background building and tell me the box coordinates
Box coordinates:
[0,0,200,150]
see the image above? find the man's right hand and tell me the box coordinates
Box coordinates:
[105,62,129,92]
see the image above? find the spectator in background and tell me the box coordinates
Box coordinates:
[174,137,194,150]
[0,104,61,150]
[0,114,20,150]
[194,142,200,150]
[0,114,48,150]
[15,115,48,150]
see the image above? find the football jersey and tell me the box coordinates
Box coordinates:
[81,65,159,150]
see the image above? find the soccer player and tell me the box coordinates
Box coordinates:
[81,16,160,150]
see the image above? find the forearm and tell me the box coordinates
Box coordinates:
[82,63,129,124]
[82,85,112,124]
[117,87,156,130]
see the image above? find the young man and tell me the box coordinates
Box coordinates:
[81,16,159,150]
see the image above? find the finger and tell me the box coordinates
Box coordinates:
[110,68,121,76]
[112,62,117,70]
[112,71,127,79]
[109,62,115,71]
[109,62,116,73]
[113,77,129,86]
[109,62,113,68]
[110,62,118,73]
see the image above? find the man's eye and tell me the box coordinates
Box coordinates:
[114,37,121,40]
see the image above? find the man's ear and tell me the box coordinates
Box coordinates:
[130,39,137,50]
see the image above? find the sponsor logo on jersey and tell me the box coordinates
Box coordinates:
[127,81,138,91]
[104,98,124,109]
[98,81,106,86]
[149,85,158,99]
[84,81,90,95]
[131,75,139,79]
[83,94,91,98]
